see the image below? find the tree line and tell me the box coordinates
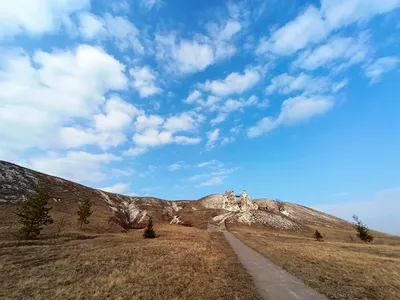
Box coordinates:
[14,184,156,239]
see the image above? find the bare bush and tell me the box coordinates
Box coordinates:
[276,200,285,212]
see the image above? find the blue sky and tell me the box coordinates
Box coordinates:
[1,0,400,234]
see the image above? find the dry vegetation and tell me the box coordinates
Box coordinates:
[228,224,400,300]
[0,224,261,300]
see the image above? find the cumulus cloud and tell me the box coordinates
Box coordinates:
[27,151,121,183]
[184,90,202,104]
[257,6,329,56]
[257,0,400,56]
[100,183,131,194]
[201,67,260,96]
[266,73,346,95]
[248,96,334,138]
[155,17,242,74]
[79,13,144,54]
[364,56,399,83]
[130,112,202,149]
[0,45,128,154]
[130,66,162,97]
[211,96,265,125]
[293,33,370,71]
[0,0,90,38]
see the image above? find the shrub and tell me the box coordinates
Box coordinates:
[276,199,285,212]
[353,215,374,243]
[77,199,93,230]
[143,217,156,238]
[14,184,54,239]
[313,229,324,241]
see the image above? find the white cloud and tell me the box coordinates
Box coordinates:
[196,176,226,187]
[134,115,164,131]
[79,13,144,54]
[123,147,148,156]
[0,0,90,38]
[58,127,126,149]
[266,73,345,95]
[248,96,334,138]
[130,112,202,150]
[293,33,370,71]
[27,151,121,183]
[0,45,128,154]
[155,17,242,74]
[257,0,400,56]
[364,56,399,83]
[164,112,202,133]
[132,128,201,148]
[201,67,260,96]
[155,34,215,74]
[78,13,107,39]
[257,6,329,56]
[193,167,236,187]
[133,129,173,147]
[321,0,400,30]
[211,96,268,125]
[206,128,220,149]
[130,66,162,97]
[174,136,201,145]
[94,96,142,132]
[184,90,202,104]
[100,183,131,194]
[197,160,223,168]
[168,163,181,171]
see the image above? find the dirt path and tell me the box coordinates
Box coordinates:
[215,224,327,300]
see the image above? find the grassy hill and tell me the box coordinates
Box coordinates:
[1,160,399,300]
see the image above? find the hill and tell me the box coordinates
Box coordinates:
[1,160,399,300]
[1,160,358,239]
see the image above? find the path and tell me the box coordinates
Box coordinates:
[210,223,327,300]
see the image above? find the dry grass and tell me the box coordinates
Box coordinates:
[0,224,261,300]
[228,224,400,300]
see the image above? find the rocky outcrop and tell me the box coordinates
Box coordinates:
[198,193,240,211]
[170,216,182,225]
[240,190,258,211]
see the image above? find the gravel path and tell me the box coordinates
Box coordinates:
[222,228,327,300]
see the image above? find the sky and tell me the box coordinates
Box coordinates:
[0,0,400,234]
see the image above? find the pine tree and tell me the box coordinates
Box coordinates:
[353,215,374,243]
[14,185,54,239]
[143,217,156,238]
[77,199,93,230]
[313,229,324,241]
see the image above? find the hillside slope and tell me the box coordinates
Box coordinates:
[1,160,356,238]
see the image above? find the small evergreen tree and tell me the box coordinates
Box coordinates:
[77,199,93,230]
[353,215,374,243]
[313,229,324,241]
[14,185,54,239]
[143,217,156,238]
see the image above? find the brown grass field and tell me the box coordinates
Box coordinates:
[228,224,400,300]
[0,224,261,300]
